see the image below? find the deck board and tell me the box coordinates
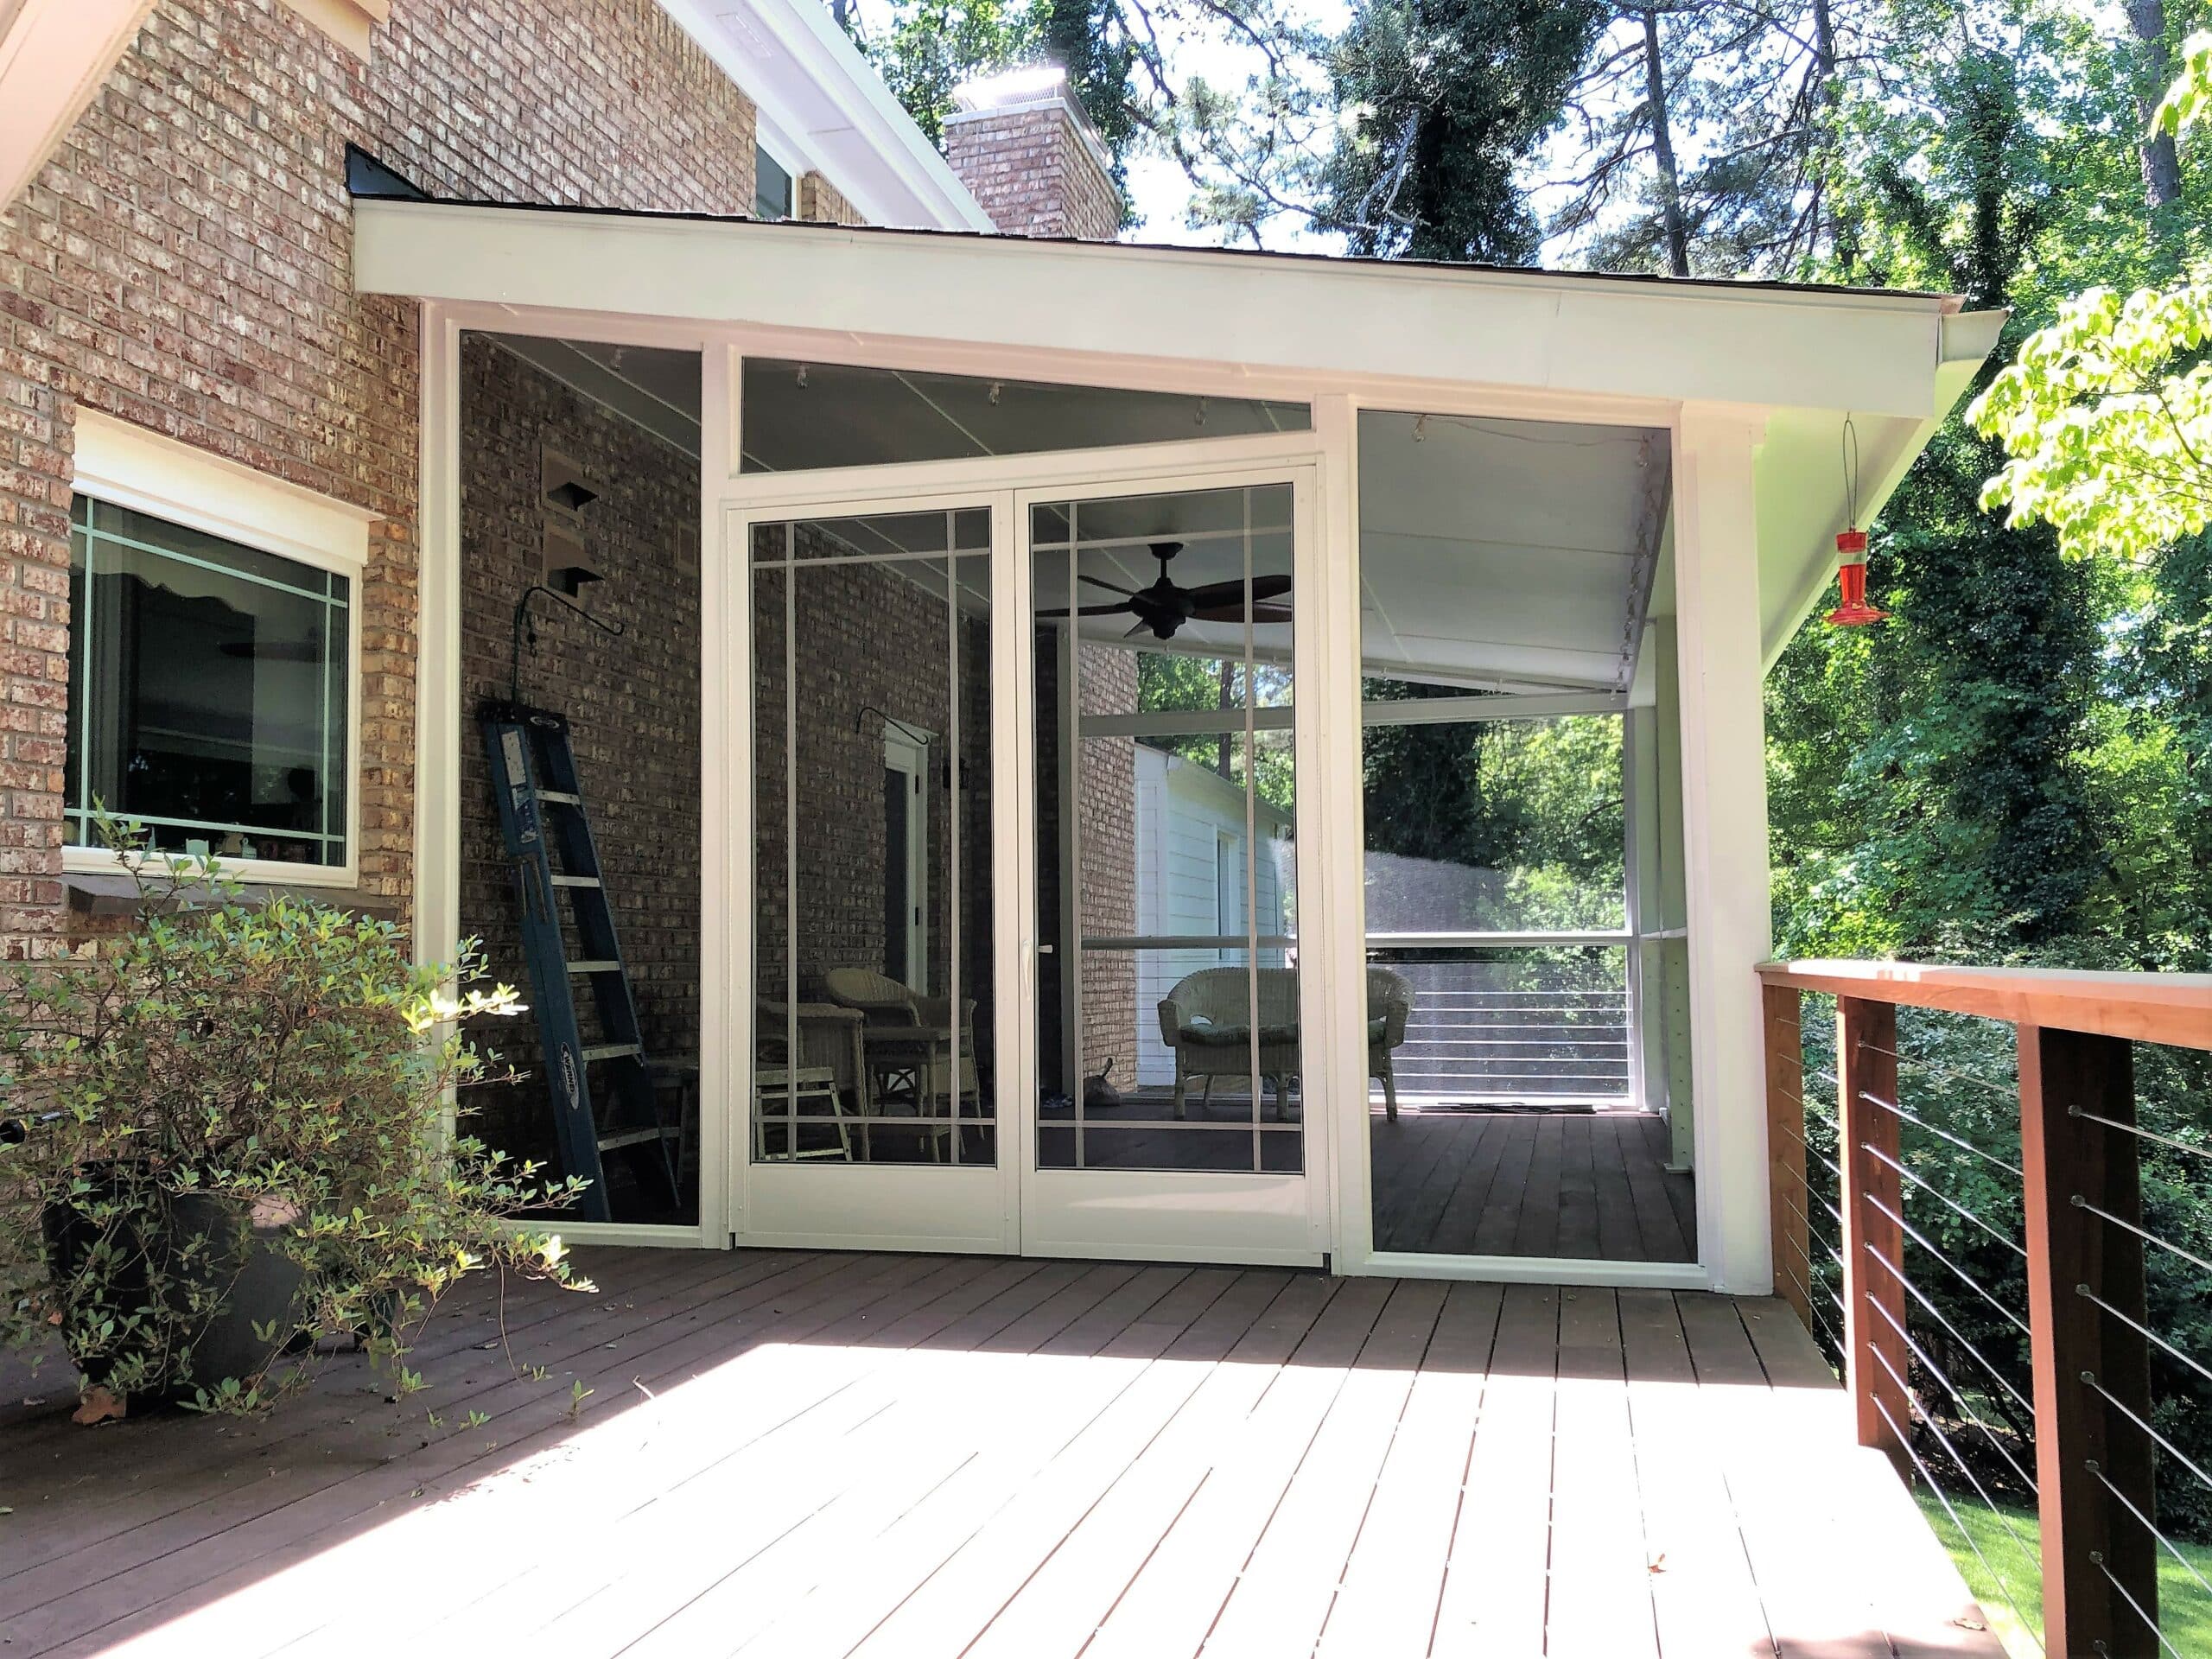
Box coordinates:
[0,1248,2003,1659]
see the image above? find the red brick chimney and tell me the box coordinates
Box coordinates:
[944,66,1120,240]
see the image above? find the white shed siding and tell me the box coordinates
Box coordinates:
[1132,748,1290,1087]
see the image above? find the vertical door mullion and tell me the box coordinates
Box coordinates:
[995,489,1033,1246]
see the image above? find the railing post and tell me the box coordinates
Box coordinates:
[2018,1024,2156,1658]
[1763,980,1810,1332]
[1838,995,1910,1479]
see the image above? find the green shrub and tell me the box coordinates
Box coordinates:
[0,818,588,1413]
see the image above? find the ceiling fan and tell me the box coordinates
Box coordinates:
[1043,541,1292,641]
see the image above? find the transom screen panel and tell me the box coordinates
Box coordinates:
[751,511,995,1167]
[1032,483,1301,1175]
[742,359,1310,474]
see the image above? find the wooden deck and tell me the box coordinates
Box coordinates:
[0,1249,1998,1658]
[1370,1109,1696,1262]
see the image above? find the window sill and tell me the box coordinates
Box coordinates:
[62,868,397,920]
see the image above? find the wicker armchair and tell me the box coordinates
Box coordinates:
[818,968,982,1153]
[1156,965,1414,1120]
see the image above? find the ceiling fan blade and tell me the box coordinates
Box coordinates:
[1188,601,1294,625]
[1077,573,1141,597]
[1179,574,1293,608]
[1037,601,1139,618]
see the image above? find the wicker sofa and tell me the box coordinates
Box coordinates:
[1156,965,1414,1120]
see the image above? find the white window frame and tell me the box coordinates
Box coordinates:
[67,411,374,889]
[753,138,796,222]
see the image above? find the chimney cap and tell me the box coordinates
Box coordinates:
[953,64,1071,113]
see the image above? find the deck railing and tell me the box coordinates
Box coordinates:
[1759,960,2212,1658]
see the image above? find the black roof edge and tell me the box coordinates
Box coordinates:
[345,174,1957,307]
[346,143,429,203]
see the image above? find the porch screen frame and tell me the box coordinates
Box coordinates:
[728,486,1022,1255]
[415,302,1763,1290]
[1013,460,1332,1268]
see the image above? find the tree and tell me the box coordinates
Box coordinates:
[1548,2,1867,280]
[836,0,1041,147]
[1323,0,1605,262]
[1968,32,2212,563]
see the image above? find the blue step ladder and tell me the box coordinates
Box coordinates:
[480,700,678,1222]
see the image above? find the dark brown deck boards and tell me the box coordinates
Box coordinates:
[1372,1109,1698,1262]
[0,1248,2001,1659]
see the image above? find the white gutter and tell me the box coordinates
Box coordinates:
[655,0,992,232]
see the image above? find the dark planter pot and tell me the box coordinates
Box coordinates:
[42,1182,311,1402]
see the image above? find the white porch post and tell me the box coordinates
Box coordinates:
[1672,404,1772,1294]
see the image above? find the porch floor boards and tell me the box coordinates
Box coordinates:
[1370,1109,1698,1262]
[0,1249,1998,1659]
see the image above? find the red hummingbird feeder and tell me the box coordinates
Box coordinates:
[1825,417,1885,626]
[1826,526,1885,626]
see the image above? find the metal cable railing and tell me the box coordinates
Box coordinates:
[1759,963,2212,1659]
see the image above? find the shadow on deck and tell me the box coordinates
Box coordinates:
[0,1248,1998,1657]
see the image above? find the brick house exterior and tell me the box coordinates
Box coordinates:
[0,0,1122,957]
[0,0,1131,1179]
[0,0,774,959]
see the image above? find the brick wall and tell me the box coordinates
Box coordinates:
[944,97,1120,240]
[456,334,702,1162]
[1077,645,1139,1084]
[751,543,995,1051]
[0,0,770,959]
[798,169,863,227]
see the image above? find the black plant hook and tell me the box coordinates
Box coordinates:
[510,582,625,706]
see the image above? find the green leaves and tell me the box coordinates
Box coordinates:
[1970,280,2212,562]
[1969,34,2212,563]
[2152,30,2212,139]
[0,811,588,1414]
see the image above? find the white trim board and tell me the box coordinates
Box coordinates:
[0,0,153,214]
[73,410,376,575]
[654,0,990,232]
[354,200,1980,421]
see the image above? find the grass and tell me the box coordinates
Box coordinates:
[1911,1489,2212,1658]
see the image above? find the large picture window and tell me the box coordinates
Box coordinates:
[66,495,351,870]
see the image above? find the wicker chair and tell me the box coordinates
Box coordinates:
[753,997,868,1160]
[818,967,982,1158]
[1156,965,1414,1121]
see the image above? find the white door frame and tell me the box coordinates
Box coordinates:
[722,486,1022,1254]
[1012,460,1332,1268]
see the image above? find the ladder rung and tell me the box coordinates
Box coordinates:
[568,959,620,976]
[537,790,582,805]
[596,1126,675,1152]
[550,874,601,888]
[581,1042,641,1062]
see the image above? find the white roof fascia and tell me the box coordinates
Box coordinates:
[0,0,155,214]
[1756,308,2008,668]
[355,201,1968,421]
[655,0,992,232]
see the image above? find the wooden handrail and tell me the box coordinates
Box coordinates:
[1758,958,2212,1052]
[1760,963,2200,1658]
